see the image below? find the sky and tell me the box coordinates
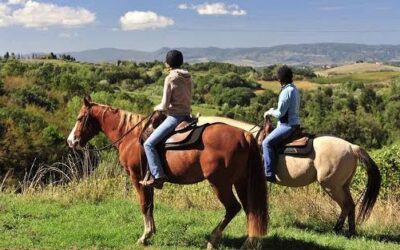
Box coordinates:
[0,0,400,54]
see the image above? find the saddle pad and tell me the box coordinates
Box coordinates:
[279,138,313,155]
[163,124,209,150]
[165,129,193,144]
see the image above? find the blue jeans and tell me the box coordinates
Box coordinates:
[262,124,297,177]
[144,115,188,179]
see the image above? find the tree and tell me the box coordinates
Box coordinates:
[49,52,57,59]
[4,52,10,60]
[216,87,255,107]
[359,87,383,113]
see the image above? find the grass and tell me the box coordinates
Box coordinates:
[1,178,399,249]
[3,76,34,91]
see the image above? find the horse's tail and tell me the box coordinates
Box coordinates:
[352,145,381,223]
[245,132,268,237]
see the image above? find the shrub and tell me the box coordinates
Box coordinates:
[12,86,59,111]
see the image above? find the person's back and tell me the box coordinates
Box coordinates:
[166,69,192,116]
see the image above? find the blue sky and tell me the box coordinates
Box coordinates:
[0,0,399,53]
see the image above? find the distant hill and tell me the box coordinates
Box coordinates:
[319,62,400,76]
[66,43,400,66]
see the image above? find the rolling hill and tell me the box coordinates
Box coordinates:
[66,43,400,66]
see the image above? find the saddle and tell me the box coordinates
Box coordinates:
[141,113,208,150]
[278,127,314,155]
[163,118,209,150]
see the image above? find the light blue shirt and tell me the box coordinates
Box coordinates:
[270,83,300,126]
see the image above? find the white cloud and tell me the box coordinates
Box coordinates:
[0,3,12,26]
[7,0,28,5]
[0,0,95,29]
[119,11,174,31]
[178,2,246,16]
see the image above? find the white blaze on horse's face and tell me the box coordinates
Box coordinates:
[67,122,80,148]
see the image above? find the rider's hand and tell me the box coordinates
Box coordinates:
[263,108,274,118]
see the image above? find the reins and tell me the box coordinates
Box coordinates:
[249,119,265,134]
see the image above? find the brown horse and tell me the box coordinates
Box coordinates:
[67,96,267,248]
[255,116,381,236]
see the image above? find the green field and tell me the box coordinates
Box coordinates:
[1,179,399,250]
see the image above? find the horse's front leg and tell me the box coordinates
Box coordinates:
[132,178,156,245]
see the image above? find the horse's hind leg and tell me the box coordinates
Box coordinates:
[207,181,241,249]
[321,183,355,235]
[344,185,356,236]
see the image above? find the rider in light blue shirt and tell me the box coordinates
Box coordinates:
[268,83,300,126]
[262,65,300,182]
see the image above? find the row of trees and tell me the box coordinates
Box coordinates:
[1,52,75,61]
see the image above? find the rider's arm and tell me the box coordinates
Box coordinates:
[154,75,172,111]
[269,88,291,118]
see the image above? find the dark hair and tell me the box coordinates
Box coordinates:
[277,65,293,84]
[165,50,183,69]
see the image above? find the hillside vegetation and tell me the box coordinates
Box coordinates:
[0,59,400,184]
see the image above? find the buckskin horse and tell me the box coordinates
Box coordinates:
[254,115,381,236]
[67,96,267,249]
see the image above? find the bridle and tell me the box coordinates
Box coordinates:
[75,105,154,152]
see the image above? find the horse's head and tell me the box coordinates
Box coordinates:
[67,96,101,149]
[256,115,275,147]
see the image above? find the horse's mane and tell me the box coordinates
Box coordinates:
[118,109,146,131]
[95,103,146,131]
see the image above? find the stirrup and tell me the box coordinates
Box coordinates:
[140,170,151,183]
[139,175,155,187]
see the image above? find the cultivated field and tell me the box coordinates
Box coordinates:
[317,63,400,76]
[256,80,322,94]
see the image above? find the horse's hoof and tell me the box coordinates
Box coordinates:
[136,238,147,246]
[333,227,343,235]
[207,241,216,250]
[345,231,356,238]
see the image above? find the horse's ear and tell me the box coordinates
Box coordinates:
[83,95,92,107]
